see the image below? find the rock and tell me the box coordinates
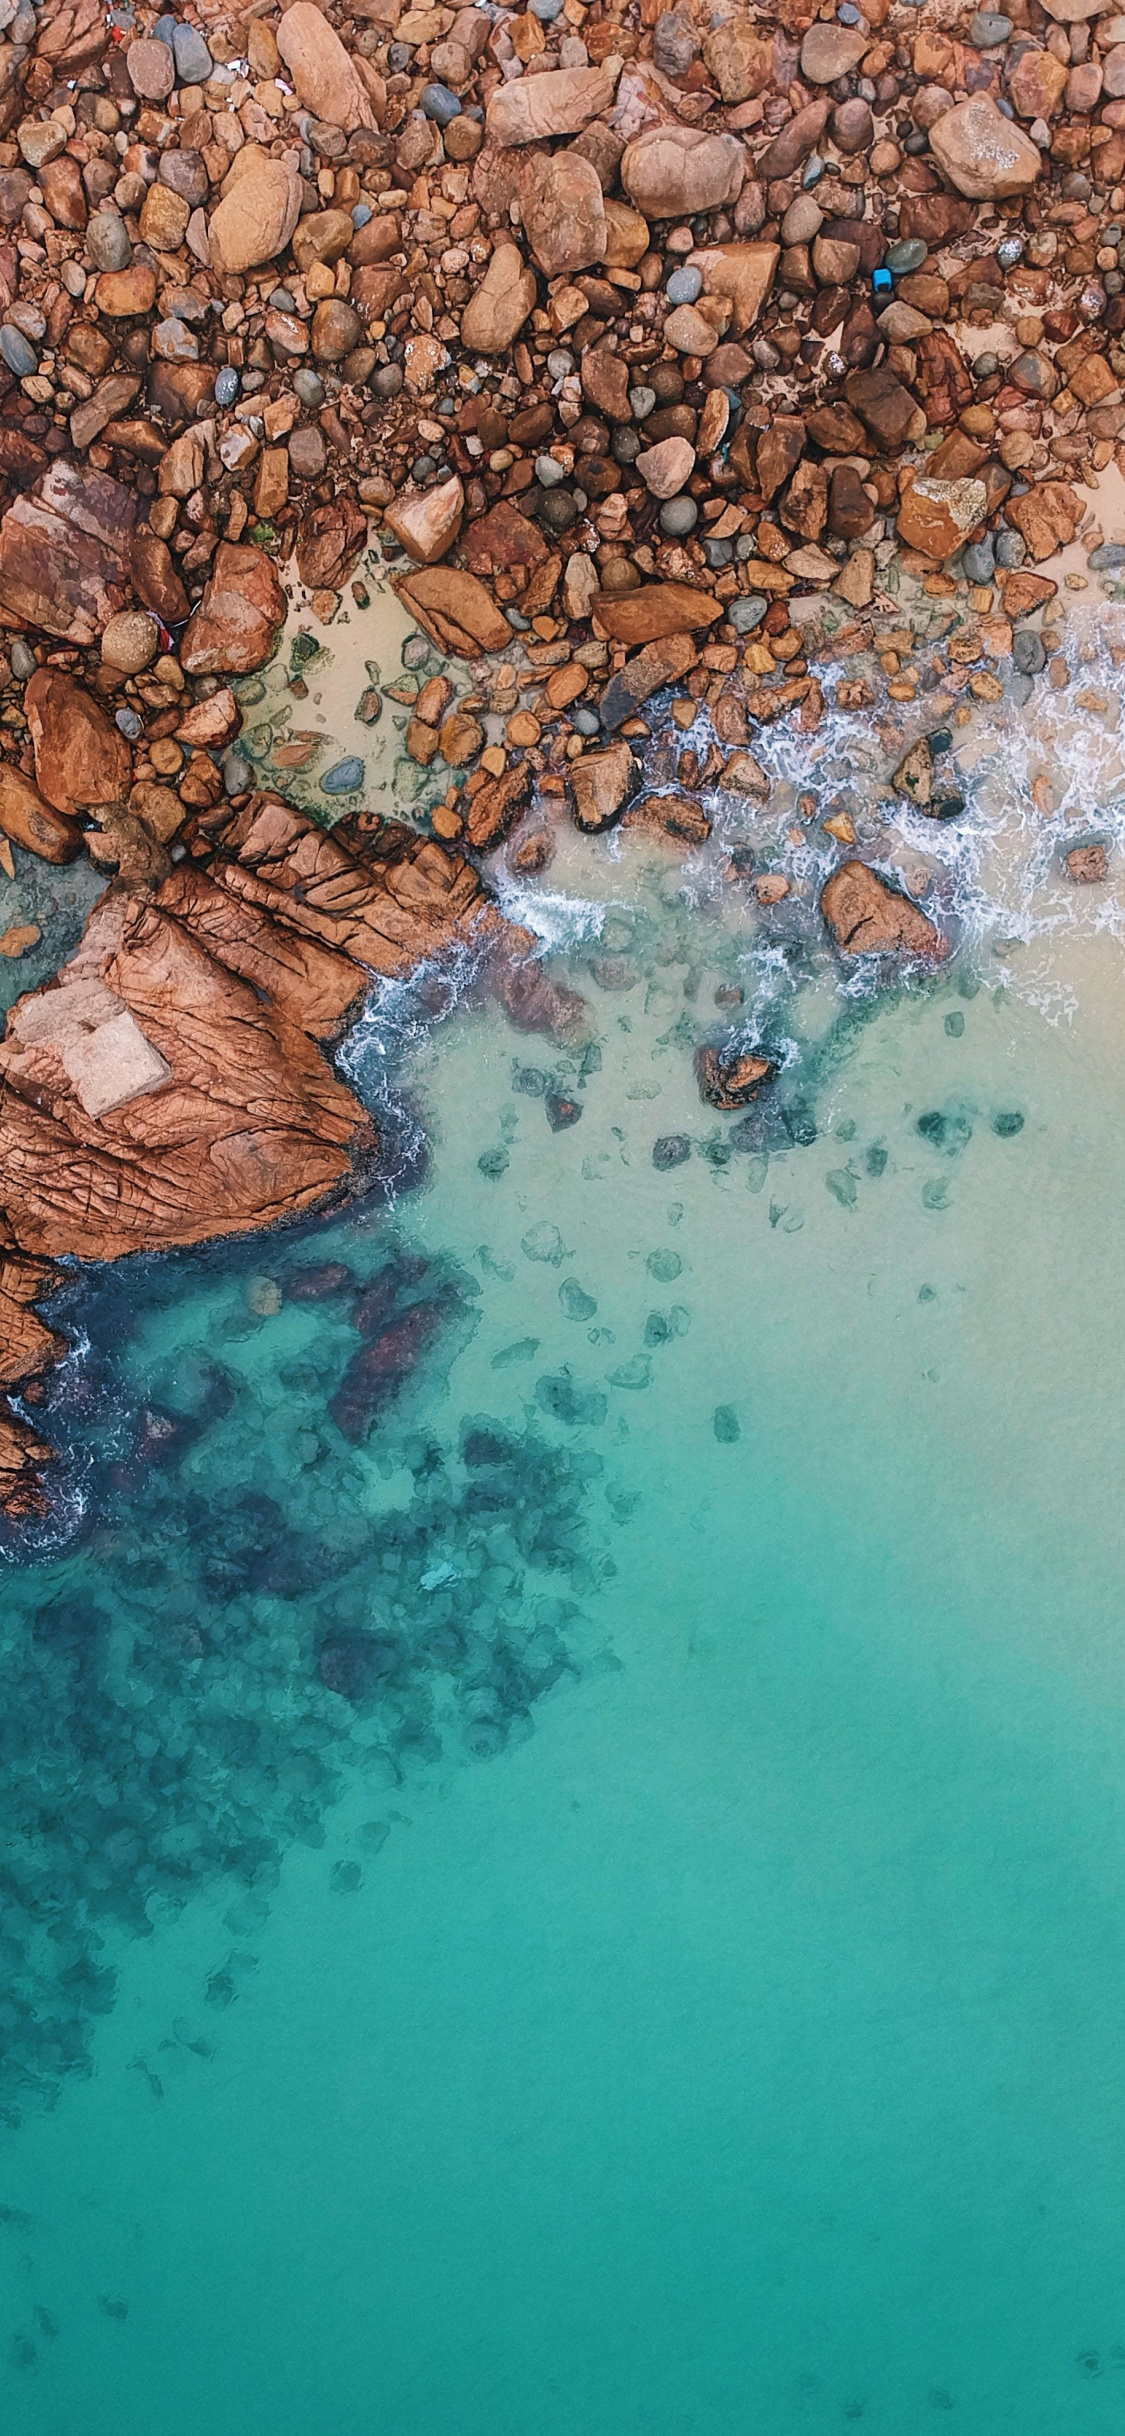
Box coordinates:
[487,64,619,145]
[139,183,189,250]
[25,670,132,816]
[829,463,876,541]
[602,199,650,266]
[295,496,367,590]
[461,242,537,353]
[621,791,712,847]
[581,345,632,420]
[180,544,286,674]
[599,633,699,729]
[636,436,696,498]
[703,17,771,100]
[39,153,87,229]
[1005,480,1081,561]
[130,527,190,624]
[394,565,512,656]
[311,299,363,361]
[821,861,946,958]
[720,750,771,800]
[569,742,637,830]
[172,21,212,82]
[897,476,988,558]
[277,1,374,132]
[293,209,354,275]
[101,610,161,673]
[0,763,82,864]
[621,126,745,218]
[688,240,780,334]
[208,151,302,275]
[756,415,806,501]
[94,263,157,318]
[1067,842,1107,880]
[521,149,607,278]
[757,98,830,180]
[0,460,135,644]
[1008,45,1068,119]
[460,498,547,574]
[127,34,174,99]
[800,22,869,80]
[844,366,921,452]
[928,94,1041,197]
[592,583,724,644]
[175,690,241,750]
[1041,0,1104,17]
[696,1046,774,1109]
[383,473,463,564]
[665,302,719,356]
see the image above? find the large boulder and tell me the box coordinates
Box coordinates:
[24,670,132,816]
[928,95,1041,198]
[180,543,286,674]
[621,126,745,218]
[821,862,946,958]
[0,460,135,643]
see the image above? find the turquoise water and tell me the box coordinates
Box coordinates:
[5,700,1125,2425]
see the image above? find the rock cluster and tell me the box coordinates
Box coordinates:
[0,0,1123,1505]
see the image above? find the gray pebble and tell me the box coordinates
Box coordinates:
[665,265,702,305]
[727,594,768,635]
[534,454,566,487]
[321,756,364,795]
[1087,542,1125,571]
[116,706,143,741]
[294,367,326,406]
[969,11,1011,45]
[0,325,36,376]
[629,385,656,418]
[214,366,239,407]
[371,363,403,397]
[10,637,36,679]
[1012,629,1045,675]
[172,21,212,80]
[1004,671,1034,708]
[660,496,698,537]
[86,212,131,272]
[421,81,460,124]
[224,752,253,794]
[994,528,1026,567]
[961,539,994,584]
[885,238,927,274]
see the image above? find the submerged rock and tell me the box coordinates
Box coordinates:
[821,863,947,960]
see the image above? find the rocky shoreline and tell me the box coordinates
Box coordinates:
[0,0,1121,1514]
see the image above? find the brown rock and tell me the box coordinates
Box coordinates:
[800,22,869,80]
[636,436,696,498]
[139,182,189,251]
[295,497,367,592]
[101,610,160,674]
[460,241,537,353]
[897,475,987,558]
[69,372,142,453]
[1067,842,1107,882]
[756,415,805,502]
[998,569,1058,618]
[0,460,135,644]
[207,150,302,276]
[0,762,82,864]
[695,1046,774,1109]
[1008,45,1068,119]
[294,208,360,275]
[928,95,1041,198]
[521,149,606,277]
[1005,480,1081,561]
[25,670,132,817]
[702,17,772,101]
[844,365,921,451]
[621,791,712,847]
[581,345,632,420]
[127,33,174,98]
[276,1,374,133]
[592,584,724,644]
[569,741,637,831]
[621,126,745,219]
[460,498,547,574]
[599,633,700,729]
[130,527,190,624]
[807,401,868,453]
[311,299,363,362]
[465,763,533,851]
[94,263,156,317]
[601,198,650,266]
[487,64,619,145]
[384,473,463,566]
[757,99,830,181]
[828,463,876,540]
[687,241,779,334]
[821,861,946,958]
[780,459,827,541]
[39,152,86,229]
[394,565,512,657]
[180,544,286,675]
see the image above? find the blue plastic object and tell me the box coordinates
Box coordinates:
[872,265,893,298]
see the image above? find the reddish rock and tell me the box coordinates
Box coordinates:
[520,149,607,277]
[592,585,724,644]
[929,95,1042,198]
[0,460,135,644]
[1005,481,1081,561]
[1067,843,1107,882]
[294,497,368,592]
[621,792,712,847]
[181,544,286,674]
[394,565,511,657]
[0,762,82,863]
[695,1046,774,1108]
[821,862,946,959]
[25,670,132,817]
[844,366,921,451]
[130,527,190,624]
[460,498,548,575]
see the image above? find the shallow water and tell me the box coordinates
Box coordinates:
[4,594,1125,2429]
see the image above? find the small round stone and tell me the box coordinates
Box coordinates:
[546,349,575,381]
[885,238,927,274]
[961,539,994,584]
[534,454,566,486]
[531,0,564,17]
[224,752,253,794]
[629,384,656,418]
[541,489,579,533]
[101,610,160,673]
[665,264,702,305]
[352,202,372,228]
[0,325,35,376]
[10,638,36,680]
[421,81,461,124]
[372,363,403,397]
[995,528,1026,568]
[172,20,212,80]
[1087,542,1125,571]
[660,496,698,536]
[573,706,601,736]
[215,366,240,407]
[115,706,143,741]
[294,367,326,406]
[727,594,768,635]
[1012,629,1046,675]
[994,1110,1024,1137]
[653,1134,691,1170]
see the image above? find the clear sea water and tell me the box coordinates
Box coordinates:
[3,592,1125,2431]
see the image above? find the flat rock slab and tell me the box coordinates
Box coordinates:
[0,458,135,642]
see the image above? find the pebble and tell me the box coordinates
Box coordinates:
[215,367,240,407]
[1013,630,1046,675]
[10,638,36,680]
[172,21,212,81]
[728,595,768,634]
[660,497,698,536]
[321,757,365,794]
[0,325,35,376]
[1087,543,1125,571]
[995,529,1026,567]
[969,12,1011,45]
[885,239,927,274]
[86,213,131,273]
[421,83,461,125]
[115,707,143,740]
[294,368,326,406]
[665,265,703,305]
[961,540,995,583]
[535,454,566,487]
[629,385,657,419]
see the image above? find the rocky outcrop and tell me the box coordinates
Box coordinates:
[0,462,135,643]
[821,863,947,959]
